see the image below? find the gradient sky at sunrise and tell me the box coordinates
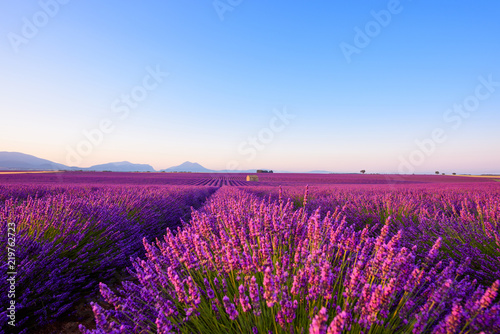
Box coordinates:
[1,1,499,173]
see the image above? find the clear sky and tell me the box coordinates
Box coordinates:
[1,1,499,173]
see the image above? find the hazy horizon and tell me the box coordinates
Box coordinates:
[1,1,499,174]
[1,150,498,175]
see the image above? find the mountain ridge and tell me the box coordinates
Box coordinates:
[87,161,156,172]
[0,151,284,173]
[161,161,213,173]
[0,151,70,171]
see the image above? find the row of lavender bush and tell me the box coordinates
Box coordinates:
[81,187,500,333]
[0,185,215,332]
[247,184,500,286]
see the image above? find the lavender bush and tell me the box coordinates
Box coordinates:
[81,187,500,333]
[0,185,215,332]
[248,184,500,285]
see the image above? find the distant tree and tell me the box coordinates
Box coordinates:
[435,171,439,175]
[360,170,366,174]
[452,172,456,175]
[441,173,445,175]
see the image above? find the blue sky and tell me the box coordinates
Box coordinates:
[1,1,499,173]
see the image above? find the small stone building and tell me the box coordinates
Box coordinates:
[246,175,259,181]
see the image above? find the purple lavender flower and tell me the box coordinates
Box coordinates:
[156,308,174,334]
[204,277,216,299]
[248,276,262,316]
[434,303,463,334]
[222,295,239,320]
[426,237,442,264]
[166,266,187,303]
[238,284,252,312]
[185,276,201,307]
[310,307,328,334]
[263,266,278,307]
[326,310,349,334]
[479,280,499,309]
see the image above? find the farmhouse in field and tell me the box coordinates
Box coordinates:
[246,175,259,181]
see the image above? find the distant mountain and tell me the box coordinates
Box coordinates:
[161,161,213,173]
[0,152,155,172]
[308,170,333,174]
[0,152,70,170]
[0,151,290,173]
[87,161,156,172]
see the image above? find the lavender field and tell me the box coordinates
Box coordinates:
[1,172,499,333]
